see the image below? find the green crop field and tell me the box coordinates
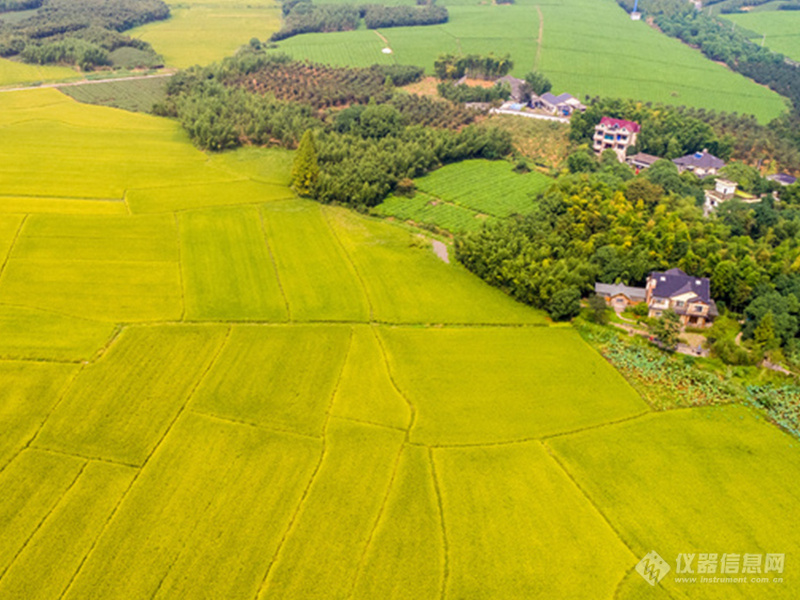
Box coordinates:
[129,0,282,68]
[414,159,551,218]
[1,55,799,600]
[0,57,77,86]
[723,11,800,62]
[374,192,496,233]
[58,77,169,113]
[271,0,789,121]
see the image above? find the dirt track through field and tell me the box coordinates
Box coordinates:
[535,5,544,70]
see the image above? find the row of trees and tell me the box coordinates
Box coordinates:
[0,0,167,66]
[437,81,510,104]
[270,0,447,41]
[362,5,447,28]
[433,53,514,80]
[0,0,41,11]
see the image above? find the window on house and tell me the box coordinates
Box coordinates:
[676,301,685,307]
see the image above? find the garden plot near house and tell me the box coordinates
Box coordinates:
[379,326,648,445]
[374,192,495,234]
[414,159,551,219]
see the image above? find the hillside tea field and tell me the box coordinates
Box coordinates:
[0,87,798,598]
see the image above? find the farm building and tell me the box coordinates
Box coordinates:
[767,173,797,186]
[594,282,646,310]
[703,178,738,213]
[626,152,660,171]
[535,92,586,116]
[646,268,718,327]
[593,117,640,162]
[495,75,528,103]
[672,149,725,178]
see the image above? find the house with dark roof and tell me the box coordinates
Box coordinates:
[593,117,640,162]
[646,268,718,327]
[767,173,797,187]
[594,282,647,311]
[672,149,725,178]
[626,152,660,172]
[536,92,586,116]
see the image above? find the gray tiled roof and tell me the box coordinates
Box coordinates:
[594,282,647,301]
[673,149,725,171]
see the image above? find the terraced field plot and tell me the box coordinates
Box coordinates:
[59,76,169,113]
[374,192,496,234]
[273,0,788,121]
[414,159,551,218]
[1,84,799,600]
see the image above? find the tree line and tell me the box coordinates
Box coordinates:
[433,53,513,80]
[270,0,447,42]
[0,0,167,67]
[437,81,510,104]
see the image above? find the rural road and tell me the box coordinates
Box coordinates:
[0,71,174,93]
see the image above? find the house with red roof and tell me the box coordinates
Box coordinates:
[593,117,640,162]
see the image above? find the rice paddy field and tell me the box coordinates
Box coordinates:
[1,84,799,598]
[722,10,800,62]
[271,0,789,122]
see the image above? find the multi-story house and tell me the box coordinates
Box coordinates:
[593,117,640,162]
[645,268,718,327]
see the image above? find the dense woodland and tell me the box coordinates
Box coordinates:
[437,81,510,104]
[456,151,800,362]
[270,0,447,41]
[158,49,509,206]
[0,0,167,68]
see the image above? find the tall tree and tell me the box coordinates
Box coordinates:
[291,130,319,197]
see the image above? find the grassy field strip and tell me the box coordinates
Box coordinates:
[190,325,351,436]
[59,411,321,599]
[549,405,800,599]
[329,326,412,430]
[261,201,370,321]
[324,206,546,324]
[0,461,135,600]
[0,362,77,470]
[433,442,633,599]
[723,12,800,62]
[0,450,86,578]
[374,192,496,234]
[179,206,289,321]
[0,196,129,215]
[127,179,295,213]
[0,57,78,87]
[351,444,444,599]
[129,3,283,69]
[414,159,551,218]
[259,418,406,599]
[0,258,183,322]
[0,305,116,362]
[33,325,229,465]
[206,146,294,187]
[0,215,24,282]
[11,213,179,263]
[379,327,649,445]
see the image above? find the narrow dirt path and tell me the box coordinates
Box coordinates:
[0,71,175,94]
[535,5,544,70]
